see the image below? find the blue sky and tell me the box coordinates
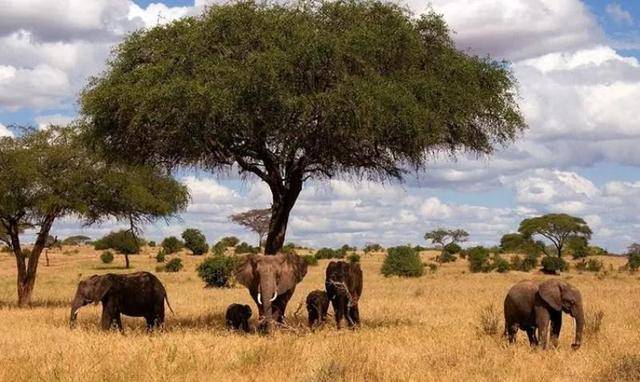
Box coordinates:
[1,1,639,251]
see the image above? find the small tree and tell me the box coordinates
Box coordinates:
[162,236,184,254]
[381,246,424,277]
[182,228,209,255]
[627,243,640,272]
[229,209,271,247]
[0,127,188,305]
[518,214,592,258]
[94,230,144,268]
[567,236,589,259]
[216,236,240,249]
[61,235,92,246]
[425,228,469,248]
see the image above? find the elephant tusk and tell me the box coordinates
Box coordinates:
[270,290,278,302]
[257,293,262,305]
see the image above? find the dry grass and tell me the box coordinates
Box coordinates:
[0,247,638,381]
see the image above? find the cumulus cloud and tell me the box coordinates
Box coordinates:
[606,3,634,26]
[0,123,13,137]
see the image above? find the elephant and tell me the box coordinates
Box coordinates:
[235,253,308,331]
[504,279,584,349]
[69,272,173,331]
[325,261,363,329]
[226,303,252,333]
[306,290,329,327]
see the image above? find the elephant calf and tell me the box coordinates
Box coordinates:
[325,261,363,329]
[226,303,252,332]
[70,272,173,331]
[504,279,584,349]
[306,290,329,327]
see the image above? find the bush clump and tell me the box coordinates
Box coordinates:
[182,228,209,255]
[155,250,166,263]
[347,254,360,264]
[216,236,240,248]
[196,256,241,288]
[164,258,183,272]
[161,236,184,254]
[100,250,114,264]
[281,242,297,255]
[94,230,142,254]
[315,247,343,260]
[437,251,457,263]
[302,255,318,266]
[363,243,383,253]
[148,241,156,247]
[235,242,260,254]
[443,242,462,254]
[467,246,492,273]
[575,258,604,272]
[510,253,538,272]
[541,256,568,274]
[492,254,510,273]
[381,246,424,278]
[627,253,640,272]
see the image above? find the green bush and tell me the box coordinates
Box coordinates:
[165,258,183,272]
[347,254,360,263]
[467,246,492,273]
[182,228,209,255]
[155,250,166,263]
[363,243,383,253]
[100,250,114,264]
[281,242,297,255]
[302,255,318,266]
[381,246,424,278]
[541,256,568,274]
[628,253,640,272]
[425,263,438,272]
[215,236,239,248]
[61,235,91,246]
[510,253,538,272]
[575,258,604,272]
[94,230,142,254]
[443,242,462,254]
[161,236,184,254]
[315,247,343,259]
[235,242,260,254]
[438,251,457,263]
[492,254,510,273]
[148,241,156,247]
[196,256,241,288]
[339,244,356,257]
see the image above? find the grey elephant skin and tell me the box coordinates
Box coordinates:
[306,290,329,327]
[226,303,252,332]
[69,272,173,331]
[504,279,584,349]
[325,261,363,329]
[235,253,308,331]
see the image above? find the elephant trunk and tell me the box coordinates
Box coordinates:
[69,293,83,329]
[571,302,585,349]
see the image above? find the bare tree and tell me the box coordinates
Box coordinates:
[229,209,271,247]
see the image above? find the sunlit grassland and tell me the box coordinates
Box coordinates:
[0,247,638,381]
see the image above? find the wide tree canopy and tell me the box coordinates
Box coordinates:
[229,208,271,247]
[0,127,189,306]
[518,214,592,258]
[80,0,526,254]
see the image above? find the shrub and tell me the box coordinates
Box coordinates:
[94,230,142,254]
[148,241,156,247]
[510,253,538,272]
[155,250,166,263]
[347,254,360,263]
[197,256,241,288]
[443,242,462,254]
[339,244,356,256]
[315,247,342,260]
[211,241,226,256]
[476,303,501,336]
[437,251,456,263]
[425,263,438,273]
[164,258,183,272]
[100,250,114,264]
[235,242,260,254]
[161,236,184,254]
[1,246,12,253]
[182,228,209,255]
[281,242,297,255]
[627,253,640,272]
[61,235,91,246]
[492,255,510,273]
[363,243,383,253]
[575,258,604,272]
[467,246,492,273]
[541,256,568,274]
[216,236,239,248]
[302,255,318,266]
[381,246,424,278]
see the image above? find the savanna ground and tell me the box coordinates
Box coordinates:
[0,247,639,382]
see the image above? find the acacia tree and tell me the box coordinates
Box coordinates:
[424,228,469,248]
[80,1,525,255]
[518,214,592,258]
[0,128,189,306]
[229,209,271,247]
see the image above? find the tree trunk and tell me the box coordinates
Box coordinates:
[264,180,302,255]
[124,254,130,269]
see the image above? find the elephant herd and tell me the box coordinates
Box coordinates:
[68,252,584,349]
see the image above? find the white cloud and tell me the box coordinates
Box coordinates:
[606,3,634,26]
[34,114,75,129]
[0,123,13,137]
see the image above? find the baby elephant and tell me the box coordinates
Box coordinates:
[325,261,363,329]
[226,303,252,332]
[504,279,584,349]
[69,272,173,331]
[306,290,329,327]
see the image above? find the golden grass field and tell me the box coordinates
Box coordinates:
[0,246,639,382]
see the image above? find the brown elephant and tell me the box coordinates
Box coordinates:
[235,253,307,331]
[504,279,584,349]
[69,272,173,331]
[226,303,252,333]
[325,261,363,329]
[306,290,329,327]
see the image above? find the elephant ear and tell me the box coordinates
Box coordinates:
[276,254,307,294]
[292,254,308,283]
[538,279,563,311]
[235,255,258,289]
[91,275,113,303]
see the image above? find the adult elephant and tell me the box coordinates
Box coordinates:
[235,253,307,331]
[504,279,584,349]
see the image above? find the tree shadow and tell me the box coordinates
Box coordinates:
[0,298,70,309]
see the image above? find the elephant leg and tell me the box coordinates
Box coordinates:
[145,316,155,331]
[100,307,113,330]
[348,305,360,328]
[525,327,538,347]
[332,299,343,329]
[115,314,123,332]
[550,311,562,348]
[535,306,551,349]
[273,289,293,323]
[251,291,264,319]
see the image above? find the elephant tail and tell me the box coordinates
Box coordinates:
[165,293,175,315]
